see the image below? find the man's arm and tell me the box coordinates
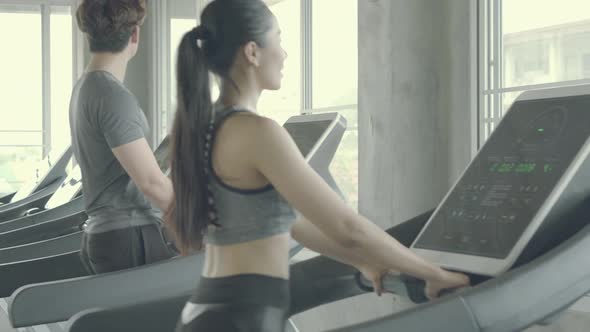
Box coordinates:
[112,138,173,212]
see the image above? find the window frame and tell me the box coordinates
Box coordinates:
[147,0,169,147]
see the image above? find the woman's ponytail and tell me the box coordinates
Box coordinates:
[166,27,214,254]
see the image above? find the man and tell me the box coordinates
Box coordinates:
[70,0,175,274]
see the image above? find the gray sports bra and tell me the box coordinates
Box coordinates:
[203,108,297,245]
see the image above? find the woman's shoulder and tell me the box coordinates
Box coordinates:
[223,112,283,138]
[218,112,292,155]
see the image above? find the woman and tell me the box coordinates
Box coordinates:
[168,0,469,330]
[71,0,176,274]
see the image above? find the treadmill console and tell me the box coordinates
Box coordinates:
[412,89,590,275]
[284,119,335,158]
[11,146,72,202]
[44,166,83,210]
[284,112,346,255]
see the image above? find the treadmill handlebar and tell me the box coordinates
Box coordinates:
[356,272,457,303]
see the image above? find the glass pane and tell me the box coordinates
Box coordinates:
[330,128,358,210]
[312,0,357,109]
[503,0,590,87]
[51,6,73,152]
[0,146,43,188]
[0,7,43,188]
[0,8,42,131]
[167,18,197,136]
[0,131,43,146]
[259,0,302,125]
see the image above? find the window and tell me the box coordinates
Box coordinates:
[259,0,302,126]
[261,0,358,208]
[480,0,590,143]
[312,0,357,109]
[0,2,75,189]
[311,0,358,209]
[155,0,359,209]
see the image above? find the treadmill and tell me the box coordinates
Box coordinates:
[2,112,347,332]
[0,146,73,221]
[307,84,590,331]
[411,84,590,276]
[0,191,15,205]
[0,166,85,249]
[0,145,71,206]
[68,85,590,331]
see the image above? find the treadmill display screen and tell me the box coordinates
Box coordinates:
[414,95,590,259]
[284,120,334,157]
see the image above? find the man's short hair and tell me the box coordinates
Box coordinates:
[76,0,146,53]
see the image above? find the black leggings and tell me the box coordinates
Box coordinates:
[177,274,290,332]
[79,223,177,274]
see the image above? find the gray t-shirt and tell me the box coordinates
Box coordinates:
[69,71,159,233]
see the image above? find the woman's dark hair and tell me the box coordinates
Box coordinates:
[167,0,274,253]
[76,0,146,53]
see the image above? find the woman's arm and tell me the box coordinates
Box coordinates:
[291,217,369,268]
[248,117,468,295]
[292,217,392,295]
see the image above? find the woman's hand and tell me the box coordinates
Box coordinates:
[425,269,470,300]
[356,264,395,296]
